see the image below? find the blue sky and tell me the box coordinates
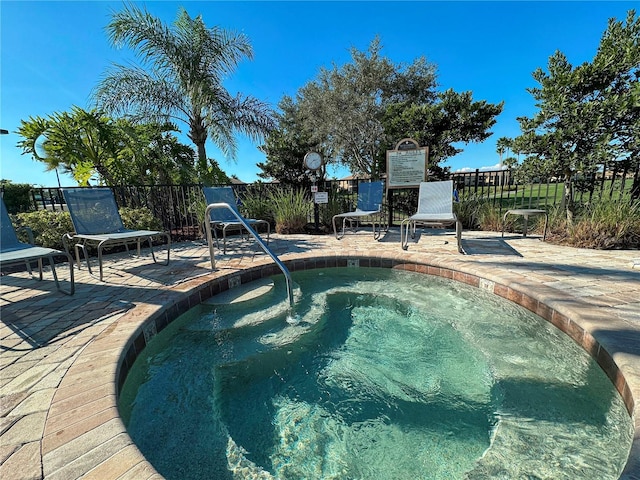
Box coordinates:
[0,1,634,187]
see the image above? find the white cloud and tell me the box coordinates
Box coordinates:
[454,163,508,173]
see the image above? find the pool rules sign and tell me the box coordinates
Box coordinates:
[386,138,428,189]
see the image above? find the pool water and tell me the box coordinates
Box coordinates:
[119,268,633,480]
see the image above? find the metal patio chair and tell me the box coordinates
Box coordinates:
[61,188,170,281]
[400,180,464,253]
[202,186,270,254]
[332,181,386,240]
[0,198,74,294]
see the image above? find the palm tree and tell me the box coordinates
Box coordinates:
[94,4,274,179]
[496,136,513,166]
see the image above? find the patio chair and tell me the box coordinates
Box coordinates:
[202,186,270,254]
[0,198,74,294]
[61,188,170,281]
[332,181,386,240]
[400,180,464,253]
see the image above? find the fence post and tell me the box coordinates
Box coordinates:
[474,169,480,194]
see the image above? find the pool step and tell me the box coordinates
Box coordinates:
[203,277,275,305]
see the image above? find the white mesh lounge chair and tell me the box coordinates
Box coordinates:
[400,180,464,253]
[61,188,170,281]
[332,181,386,240]
[203,186,270,254]
[0,198,74,294]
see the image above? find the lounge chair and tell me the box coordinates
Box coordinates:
[202,186,270,254]
[400,180,464,253]
[61,188,170,281]
[0,198,74,294]
[332,180,386,239]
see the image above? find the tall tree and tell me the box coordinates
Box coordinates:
[112,120,200,185]
[17,107,119,186]
[496,137,513,165]
[295,37,501,178]
[382,89,503,176]
[258,96,319,187]
[512,10,640,217]
[16,107,199,186]
[94,4,275,182]
[296,37,437,179]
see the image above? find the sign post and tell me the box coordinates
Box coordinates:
[385,138,428,226]
[303,152,324,233]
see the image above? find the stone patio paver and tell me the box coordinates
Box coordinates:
[1,231,639,479]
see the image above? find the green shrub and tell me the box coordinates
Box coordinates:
[13,207,164,250]
[14,210,74,250]
[319,188,352,230]
[566,199,640,249]
[2,182,33,213]
[240,190,274,225]
[269,188,311,234]
[454,195,484,229]
[119,207,163,231]
[542,204,568,239]
[477,201,504,232]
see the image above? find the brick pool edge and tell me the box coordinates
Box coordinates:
[42,254,639,479]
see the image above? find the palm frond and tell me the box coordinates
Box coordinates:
[207,122,238,160]
[108,2,177,72]
[227,94,276,142]
[174,7,253,79]
[95,64,188,120]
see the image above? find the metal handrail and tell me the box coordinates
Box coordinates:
[204,202,294,307]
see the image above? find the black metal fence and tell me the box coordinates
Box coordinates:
[14,164,640,242]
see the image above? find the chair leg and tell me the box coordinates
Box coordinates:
[147,237,157,263]
[37,258,44,281]
[47,255,61,292]
[75,243,92,275]
[212,226,220,249]
[98,245,105,281]
[23,258,43,281]
[400,219,410,250]
[222,226,228,254]
[63,252,75,295]
[456,220,465,254]
[145,234,170,266]
[46,253,75,295]
[264,222,270,245]
[332,215,341,239]
[372,218,382,240]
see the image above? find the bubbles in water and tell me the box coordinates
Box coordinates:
[286,314,301,325]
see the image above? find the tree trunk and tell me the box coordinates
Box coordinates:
[188,119,209,180]
[95,164,117,187]
[196,141,208,171]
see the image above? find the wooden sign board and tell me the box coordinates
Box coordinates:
[386,138,428,189]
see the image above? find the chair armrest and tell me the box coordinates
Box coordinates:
[62,232,75,254]
[16,226,35,244]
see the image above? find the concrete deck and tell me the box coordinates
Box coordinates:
[1,228,639,479]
